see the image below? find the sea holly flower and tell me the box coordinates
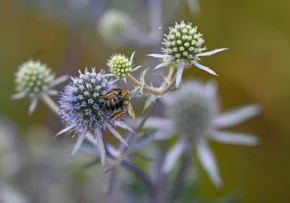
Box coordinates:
[149,21,227,87]
[141,81,260,187]
[57,68,133,165]
[107,52,141,83]
[11,60,68,114]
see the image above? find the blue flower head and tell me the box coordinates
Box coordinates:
[57,68,132,165]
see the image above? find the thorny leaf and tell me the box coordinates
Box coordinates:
[129,131,156,151]
[142,95,157,113]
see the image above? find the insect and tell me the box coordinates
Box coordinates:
[101,88,135,119]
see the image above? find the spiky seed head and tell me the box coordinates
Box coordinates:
[14,60,55,98]
[107,54,133,78]
[58,68,117,135]
[166,82,216,141]
[162,21,206,65]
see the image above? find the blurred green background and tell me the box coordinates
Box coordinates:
[1,0,290,202]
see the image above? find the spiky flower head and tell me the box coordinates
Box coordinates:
[141,81,260,187]
[162,21,205,64]
[15,60,54,98]
[107,52,141,82]
[12,60,68,114]
[149,21,228,87]
[57,68,132,165]
[58,68,116,133]
[166,82,216,142]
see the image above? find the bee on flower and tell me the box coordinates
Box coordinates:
[57,68,133,165]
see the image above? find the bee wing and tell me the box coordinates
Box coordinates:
[122,88,129,96]
[127,103,135,119]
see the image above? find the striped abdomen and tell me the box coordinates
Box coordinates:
[104,97,124,111]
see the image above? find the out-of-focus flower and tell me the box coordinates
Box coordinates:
[98,9,142,47]
[0,184,29,203]
[0,117,24,179]
[149,21,227,87]
[141,81,260,187]
[11,60,68,114]
[57,68,132,165]
[24,0,105,29]
[107,52,141,82]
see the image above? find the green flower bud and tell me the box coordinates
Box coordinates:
[162,21,206,64]
[15,60,55,98]
[107,52,142,80]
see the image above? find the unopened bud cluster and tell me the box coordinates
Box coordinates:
[162,21,206,64]
[15,60,54,97]
[107,54,133,78]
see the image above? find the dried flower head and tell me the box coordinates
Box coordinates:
[57,68,132,165]
[12,60,68,114]
[107,52,141,82]
[141,81,260,187]
[149,21,228,87]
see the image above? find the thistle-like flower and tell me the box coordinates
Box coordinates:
[57,68,132,165]
[107,52,141,83]
[11,60,68,114]
[141,81,260,187]
[149,21,227,87]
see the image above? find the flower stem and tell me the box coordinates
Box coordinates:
[41,93,59,115]
[127,65,176,96]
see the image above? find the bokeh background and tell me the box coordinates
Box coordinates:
[0,0,290,202]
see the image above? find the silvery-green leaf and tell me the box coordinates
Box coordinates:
[154,60,172,70]
[71,133,86,158]
[211,131,259,146]
[197,139,222,187]
[28,98,38,115]
[148,54,172,59]
[105,123,128,146]
[55,125,75,136]
[192,61,218,76]
[11,92,27,100]
[214,104,261,128]
[49,74,69,86]
[95,129,106,166]
[162,139,186,174]
[129,132,156,151]
[176,63,185,88]
[142,96,156,113]
[195,48,229,57]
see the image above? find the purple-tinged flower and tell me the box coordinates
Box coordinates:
[149,21,227,87]
[107,52,141,83]
[141,81,260,187]
[11,60,68,114]
[57,68,132,165]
